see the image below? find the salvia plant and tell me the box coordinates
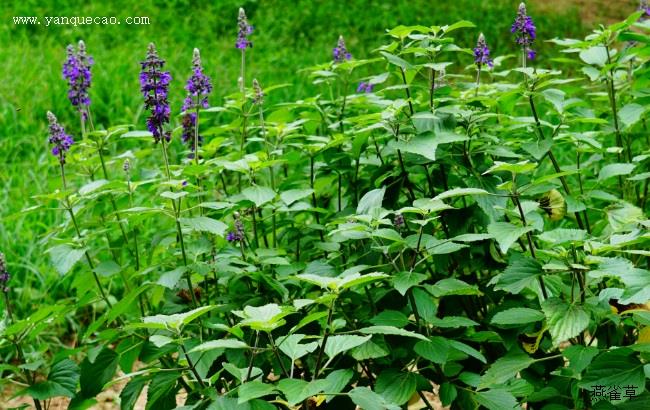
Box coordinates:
[1,3,650,410]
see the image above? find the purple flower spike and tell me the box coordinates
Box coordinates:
[47,111,75,165]
[181,48,212,156]
[0,252,9,293]
[356,81,373,93]
[236,8,254,49]
[511,2,536,60]
[140,43,172,143]
[333,35,352,63]
[393,214,405,230]
[474,33,493,68]
[640,0,650,18]
[227,212,246,242]
[62,40,93,117]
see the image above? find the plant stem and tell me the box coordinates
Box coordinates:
[246,331,259,381]
[259,108,277,246]
[268,333,290,378]
[605,44,632,163]
[60,162,112,308]
[313,299,335,379]
[528,94,589,232]
[180,344,206,389]
[512,193,548,300]
[400,68,414,115]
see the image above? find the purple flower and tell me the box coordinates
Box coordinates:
[333,35,352,63]
[123,158,131,173]
[640,0,650,18]
[356,81,373,93]
[252,79,264,104]
[474,33,493,68]
[236,8,254,49]
[47,111,75,164]
[140,43,172,143]
[227,212,246,242]
[393,214,405,230]
[511,2,537,60]
[62,40,93,117]
[181,49,212,156]
[0,252,9,293]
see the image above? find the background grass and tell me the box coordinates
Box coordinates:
[0,0,640,313]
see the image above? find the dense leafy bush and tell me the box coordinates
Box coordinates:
[1,3,650,410]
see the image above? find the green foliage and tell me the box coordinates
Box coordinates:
[1,2,650,409]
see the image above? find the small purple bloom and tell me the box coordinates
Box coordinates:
[236,8,254,49]
[640,0,650,18]
[252,79,264,104]
[182,180,188,187]
[333,35,352,63]
[140,43,172,143]
[47,111,75,165]
[474,33,493,68]
[393,214,405,230]
[62,40,93,118]
[356,81,373,93]
[511,2,537,60]
[123,159,131,173]
[181,49,212,156]
[227,212,246,242]
[0,252,9,293]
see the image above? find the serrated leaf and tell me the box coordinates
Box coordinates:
[242,186,276,207]
[180,216,228,236]
[357,187,386,214]
[48,245,86,275]
[190,339,248,353]
[238,381,277,404]
[393,271,426,296]
[430,278,481,297]
[493,256,543,294]
[491,308,545,326]
[324,335,372,358]
[478,352,535,389]
[474,389,519,410]
[537,228,586,245]
[542,298,590,347]
[277,334,318,361]
[414,337,449,364]
[598,163,636,181]
[278,378,329,406]
[487,222,533,254]
[358,325,428,341]
[375,370,417,405]
[280,189,314,205]
[349,386,401,410]
[433,187,489,201]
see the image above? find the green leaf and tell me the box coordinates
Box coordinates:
[358,326,428,341]
[478,352,535,390]
[277,334,318,362]
[433,188,489,201]
[474,389,519,410]
[598,163,636,181]
[579,46,608,66]
[379,51,412,70]
[351,339,390,360]
[396,132,467,161]
[121,130,153,139]
[619,103,645,129]
[157,267,186,289]
[349,386,400,410]
[238,381,277,404]
[324,335,372,358]
[26,359,80,400]
[430,278,481,297]
[369,310,409,328]
[448,340,487,363]
[79,179,110,196]
[134,305,217,333]
[146,371,179,410]
[537,228,587,245]
[393,271,426,296]
[542,298,590,346]
[190,339,248,353]
[180,216,228,236]
[357,187,386,214]
[491,308,545,326]
[414,337,449,364]
[280,189,314,205]
[80,348,119,398]
[242,186,276,207]
[278,379,329,406]
[48,244,86,275]
[375,370,417,405]
[483,160,536,175]
[563,345,599,374]
[577,348,645,398]
[606,201,644,232]
[492,256,543,294]
[324,368,354,396]
[119,376,147,410]
[233,303,294,332]
[487,222,533,254]
[94,260,121,277]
